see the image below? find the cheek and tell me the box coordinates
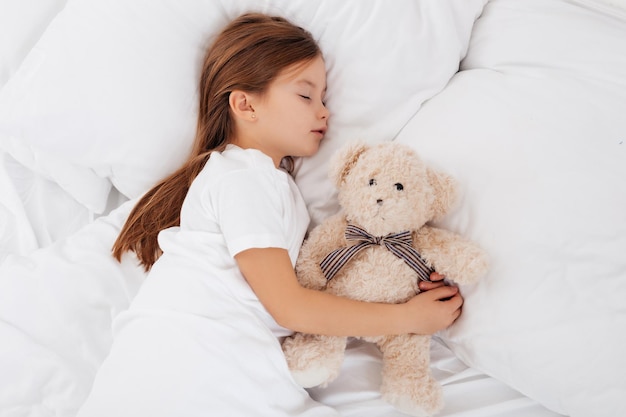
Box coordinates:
[280,106,302,126]
[265,95,294,118]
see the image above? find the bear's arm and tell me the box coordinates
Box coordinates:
[294,213,348,290]
[413,226,489,286]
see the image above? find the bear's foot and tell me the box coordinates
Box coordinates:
[382,376,443,417]
[384,394,440,417]
[290,365,336,388]
[282,333,347,388]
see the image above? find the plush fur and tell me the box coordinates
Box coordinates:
[282,141,489,416]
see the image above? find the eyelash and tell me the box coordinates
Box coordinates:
[299,94,326,107]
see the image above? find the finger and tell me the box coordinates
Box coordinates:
[452,306,462,322]
[418,280,446,291]
[446,293,464,310]
[428,285,459,301]
[429,272,445,282]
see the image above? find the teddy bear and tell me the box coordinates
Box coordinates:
[281,140,489,416]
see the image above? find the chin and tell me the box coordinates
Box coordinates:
[296,144,321,158]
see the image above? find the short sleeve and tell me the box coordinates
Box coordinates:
[210,168,288,257]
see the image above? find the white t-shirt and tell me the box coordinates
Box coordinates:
[76,146,339,417]
[131,144,310,337]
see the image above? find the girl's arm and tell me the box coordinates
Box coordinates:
[235,247,463,337]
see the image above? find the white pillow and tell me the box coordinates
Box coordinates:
[0,0,486,215]
[572,0,626,19]
[395,1,626,416]
[290,0,487,227]
[0,0,68,90]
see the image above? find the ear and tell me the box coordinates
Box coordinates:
[329,140,369,187]
[229,90,256,121]
[427,167,459,220]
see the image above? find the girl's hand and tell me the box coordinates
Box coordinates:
[405,285,463,335]
[419,272,447,292]
[237,247,463,337]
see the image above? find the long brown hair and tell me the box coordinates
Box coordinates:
[112,13,321,270]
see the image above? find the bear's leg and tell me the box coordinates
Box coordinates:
[281,333,347,388]
[377,334,443,417]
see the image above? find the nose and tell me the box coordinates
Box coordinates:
[376,199,383,206]
[319,102,330,120]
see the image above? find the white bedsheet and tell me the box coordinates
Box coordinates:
[0,153,96,261]
[0,200,144,416]
[0,153,37,260]
[311,339,564,417]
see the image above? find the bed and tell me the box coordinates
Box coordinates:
[1,0,625,416]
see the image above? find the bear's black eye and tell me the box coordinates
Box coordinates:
[369,179,377,186]
[394,183,404,191]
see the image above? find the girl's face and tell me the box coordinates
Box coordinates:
[251,55,329,166]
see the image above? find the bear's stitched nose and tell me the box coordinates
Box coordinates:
[376,199,383,206]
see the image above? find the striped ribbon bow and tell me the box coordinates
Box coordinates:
[319,224,434,282]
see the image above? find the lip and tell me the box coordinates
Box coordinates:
[311,126,327,137]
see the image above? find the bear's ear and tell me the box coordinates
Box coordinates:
[427,167,459,220]
[329,141,369,187]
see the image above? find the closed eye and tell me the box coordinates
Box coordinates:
[299,95,311,100]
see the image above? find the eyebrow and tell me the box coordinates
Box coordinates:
[298,79,327,93]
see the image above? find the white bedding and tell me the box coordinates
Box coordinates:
[1,0,625,416]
